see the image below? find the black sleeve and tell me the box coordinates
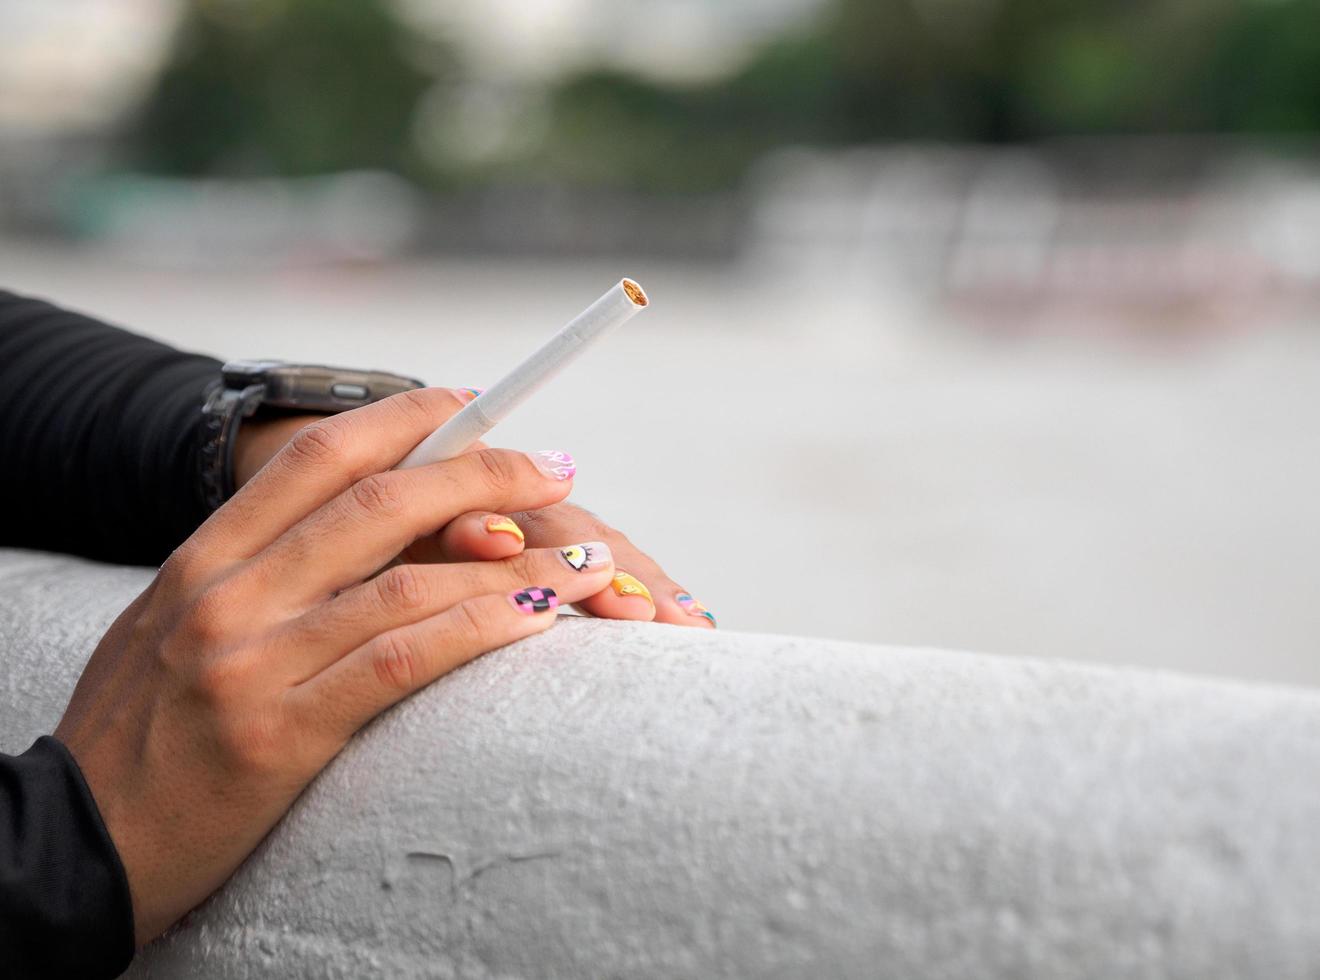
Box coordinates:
[0,289,222,565]
[0,736,135,978]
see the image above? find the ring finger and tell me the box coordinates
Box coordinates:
[274,542,615,683]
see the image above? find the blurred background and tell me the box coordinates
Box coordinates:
[3,0,1318,685]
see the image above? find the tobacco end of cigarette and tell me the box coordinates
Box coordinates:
[622,279,648,308]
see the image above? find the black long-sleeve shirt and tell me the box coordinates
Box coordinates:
[0,290,222,977]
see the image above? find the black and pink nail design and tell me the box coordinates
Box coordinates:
[510,587,559,614]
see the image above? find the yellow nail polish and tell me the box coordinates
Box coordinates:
[611,571,654,606]
[485,515,525,543]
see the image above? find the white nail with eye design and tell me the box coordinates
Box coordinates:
[559,541,611,572]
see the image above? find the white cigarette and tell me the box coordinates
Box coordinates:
[397,278,649,469]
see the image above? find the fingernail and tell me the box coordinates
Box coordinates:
[610,571,654,607]
[485,515,525,543]
[676,591,717,627]
[459,387,484,401]
[510,587,559,614]
[528,450,576,481]
[559,541,612,572]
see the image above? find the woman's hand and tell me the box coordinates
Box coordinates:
[235,392,717,629]
[55,389,617,945]
[403,503,717,629]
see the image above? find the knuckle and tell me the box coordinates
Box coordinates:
[394,386,435,414]
[508,507,551,538]
[372,631,423,693]
[448,599,490,648]
[195,650,252,705]
[570,509,626,545]
[217,707,284,773]
[505,551,538,585]
[127,603,172,656]
[377,564,431,613]
[471,449,517,495]
[584,518,644,565]
[582,515,619,544]
[285,419,346,468]
[350,473,406,519]
[159,542,206,594]
[182,580,241,648]
[392,387,452,426]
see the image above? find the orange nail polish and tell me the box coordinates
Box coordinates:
[610,572,654,607]
[485,515,525,543]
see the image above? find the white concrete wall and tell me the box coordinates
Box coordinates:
[4,548,1320,978]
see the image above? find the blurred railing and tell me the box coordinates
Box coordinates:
[5,131,1320,325]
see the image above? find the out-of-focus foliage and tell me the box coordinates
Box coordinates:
[538,0,1320,191]
[129,0,448,178]
[125,0,1320,193]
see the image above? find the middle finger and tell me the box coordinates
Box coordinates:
[245,448,577,610]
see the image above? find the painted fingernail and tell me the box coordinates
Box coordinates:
[559,541,612,572]
[485,515,525,543]
[610,571,654,607]
[528,450,576,481]
[459,387,484,401]
[676,591,717,627]
[510,587,559,614]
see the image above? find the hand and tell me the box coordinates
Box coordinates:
[235,393,717,630]
[55,389,617,944]
[402,503,717,629]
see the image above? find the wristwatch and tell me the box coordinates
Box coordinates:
[199,360,426,512]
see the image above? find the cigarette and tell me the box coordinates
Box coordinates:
[397,278,649,469]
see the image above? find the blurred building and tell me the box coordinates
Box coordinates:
[748,142,1320,329]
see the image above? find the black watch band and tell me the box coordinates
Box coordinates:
[198,380,267,513]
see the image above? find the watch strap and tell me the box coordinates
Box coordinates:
[198,380,267,513]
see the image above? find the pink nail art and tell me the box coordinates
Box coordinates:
[528,450,577,481]
[510,587,560,614]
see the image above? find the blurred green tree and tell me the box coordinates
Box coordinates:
[1209,0,1320,133]
[129,0,448,178]
[128,0,1320,192]
[536,0,1320,192]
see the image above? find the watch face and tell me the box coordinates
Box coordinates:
[235,363,425,412]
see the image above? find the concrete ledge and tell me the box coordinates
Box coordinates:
[3,549,1320,979]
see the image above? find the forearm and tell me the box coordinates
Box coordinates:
[0,290,221,565]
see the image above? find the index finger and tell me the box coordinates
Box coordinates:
[185,388,473,564]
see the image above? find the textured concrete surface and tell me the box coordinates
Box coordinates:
[3,548,1320,979]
